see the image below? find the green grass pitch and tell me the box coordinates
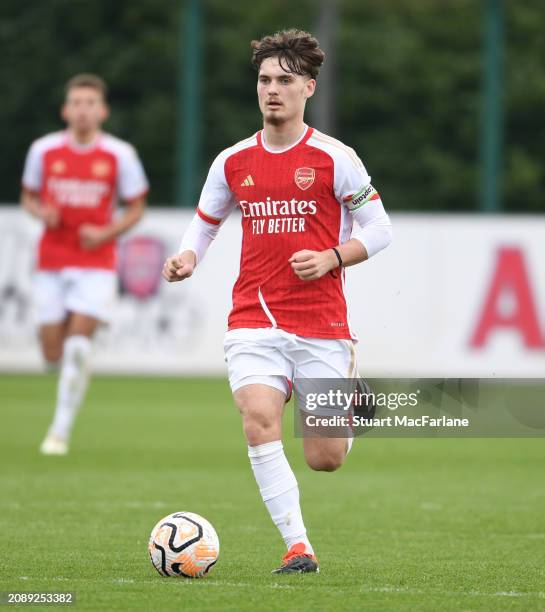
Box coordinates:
[1,375,544,611]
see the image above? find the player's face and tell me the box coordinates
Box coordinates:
[257,57,316,126]
[61,87,109,134]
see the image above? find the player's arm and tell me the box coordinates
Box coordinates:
[79,196,146,250]
[79,144,148,250]
[163,152,235,283]
[291,152,392,281]
[20,188,60,228]
[337,183,392,265]
[20,140,60,228]
[162,211,223,281]
[290,190,392,280]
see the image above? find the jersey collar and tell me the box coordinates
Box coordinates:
[258,124,313,154]
[64,130,103,153]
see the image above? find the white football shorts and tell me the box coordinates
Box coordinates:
[35,268,118,325]
[223,327,358,398]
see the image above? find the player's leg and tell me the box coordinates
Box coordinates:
[39,321,68,369]
[291,336,357,472]
[67,312,101,337]
[35,271,72,454]
[35,271,68,369]
[42,269,116,454]
[224,329,318,573]
[234,380,318,574]
[235,379,309,547]
[234,382,284,445]
[303,436,351,472]
[43,313,97,453]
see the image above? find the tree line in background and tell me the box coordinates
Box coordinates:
[0,0,543,212]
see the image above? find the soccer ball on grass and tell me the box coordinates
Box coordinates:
[148,511,219,578]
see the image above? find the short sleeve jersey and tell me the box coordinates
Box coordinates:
[22,131,148,270]
[196,126,382,340]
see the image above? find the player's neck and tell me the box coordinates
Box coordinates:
[262,121,307,152]
[68,128,100,146]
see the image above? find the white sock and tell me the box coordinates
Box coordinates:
[248,440,314,555]
[346,435,354,455]
[49,335,92,440]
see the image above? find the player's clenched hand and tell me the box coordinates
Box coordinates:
[289,249,338,281]
[40,205,60,229]
[79,224,110,250]
[162,251,196,282]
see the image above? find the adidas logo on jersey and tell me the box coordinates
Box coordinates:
[240,175,255,187]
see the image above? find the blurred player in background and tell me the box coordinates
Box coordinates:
[21,74,148,455]
[163,30,392,572]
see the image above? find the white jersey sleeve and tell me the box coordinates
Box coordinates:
[196,149,237,223]
[307,130,392,258]
[101,135,149,202]
[179,149,236,263]
[117,145,148,202]
[179,214,221,264]
[333,146,392,259]
[21,141,44,192]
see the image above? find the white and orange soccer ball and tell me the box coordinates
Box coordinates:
[148,512,219,578]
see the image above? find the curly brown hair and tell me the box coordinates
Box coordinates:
[251,29,325,79]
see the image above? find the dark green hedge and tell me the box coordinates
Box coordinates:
[0,0,543,211]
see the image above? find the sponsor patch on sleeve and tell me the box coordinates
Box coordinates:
[342,184,380,210]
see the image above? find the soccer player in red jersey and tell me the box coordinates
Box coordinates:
[21,74,148,455]
[163,30,392,573]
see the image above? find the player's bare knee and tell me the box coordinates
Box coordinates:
[307,457,343,472]
[237,399,280,445]
[305,450,345,472]
[42,345,63,363]
[39,323,66,363]
[242,409,279,445]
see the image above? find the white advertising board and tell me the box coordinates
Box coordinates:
[0,208,543,377]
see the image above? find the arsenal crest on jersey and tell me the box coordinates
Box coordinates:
[294,167,315,190]
[51,160,66,174]
[91,159,112,178]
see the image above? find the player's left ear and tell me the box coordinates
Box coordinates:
[304,78,316,100]
[100,103,110,122]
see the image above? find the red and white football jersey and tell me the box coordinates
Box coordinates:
[22,131,148,270]
[196,125,386,340]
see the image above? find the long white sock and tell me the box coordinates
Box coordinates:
[248,440,314,555]
[49,335,92,440]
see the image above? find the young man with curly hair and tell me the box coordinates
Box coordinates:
[164,30,392,573]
